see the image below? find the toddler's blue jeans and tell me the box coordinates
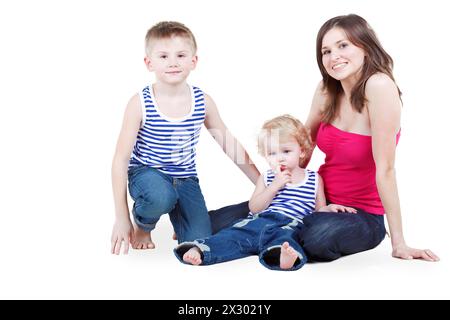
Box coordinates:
[175,211,307,271]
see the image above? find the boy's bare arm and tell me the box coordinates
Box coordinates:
[111,94,142,255]
[204,94,260,184]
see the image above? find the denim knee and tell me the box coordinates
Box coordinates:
[301,226,341,261]
[299,212,386,261]
[131,186,178,233]
[128,166,177,214]
[299,221,341,261]
[134,187,177,216]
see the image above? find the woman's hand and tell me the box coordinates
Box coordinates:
[319,203,357,213]
[392,243,439,261]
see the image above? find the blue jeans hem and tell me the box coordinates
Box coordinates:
[174,241,210,266]
[259,245,307,271]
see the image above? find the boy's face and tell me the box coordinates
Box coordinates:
[264,135,304,172]
[145,36,197,84]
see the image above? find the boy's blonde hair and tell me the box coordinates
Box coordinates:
[145,21,197,56]
[258,114,313,164]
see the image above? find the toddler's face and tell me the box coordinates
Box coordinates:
[145,36,197,84]
[264,136,304,172]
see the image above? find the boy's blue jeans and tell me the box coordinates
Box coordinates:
[209,201,386,261]
[128,165,211,243]
[174,211,307,271]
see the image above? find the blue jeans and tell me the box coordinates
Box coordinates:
[128,165,212,243]
[174,211,307,271]
[209,201,386,261]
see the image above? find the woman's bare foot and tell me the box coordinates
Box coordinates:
[183,247,202,265]
[280,242,299,269]
[132,228,155,249]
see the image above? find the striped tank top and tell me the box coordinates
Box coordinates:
[262,169,318,222]
[129,84,206,178]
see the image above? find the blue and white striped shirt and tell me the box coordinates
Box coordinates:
[129,84,205,178]
[262,169,318,222]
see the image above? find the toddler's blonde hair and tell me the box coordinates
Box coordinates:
[258,114,313,165]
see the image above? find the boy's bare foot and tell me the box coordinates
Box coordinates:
[132,228,155,249]
[183,247,202,265]
[280,242,299,269]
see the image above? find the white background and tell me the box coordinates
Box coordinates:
[1,0,449,299]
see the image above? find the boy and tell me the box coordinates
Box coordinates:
[111,21,259,255]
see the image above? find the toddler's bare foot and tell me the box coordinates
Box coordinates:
[132,228,155,249]
[280,242,299,269]
[183,247,202,265]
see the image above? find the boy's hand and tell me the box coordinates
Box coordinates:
[271,165,292,190]
[319,204,357,213]
[111,217,134,255]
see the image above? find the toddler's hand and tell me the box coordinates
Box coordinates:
[271,165,291,190]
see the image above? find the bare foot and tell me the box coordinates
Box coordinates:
[132,228,155,249]
[183,247,202,265]
[172,232,177,241]
[280,242,299,269]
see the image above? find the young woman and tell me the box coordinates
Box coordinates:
[298,14,439,261]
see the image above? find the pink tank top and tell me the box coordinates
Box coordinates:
[316,122,400,215]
